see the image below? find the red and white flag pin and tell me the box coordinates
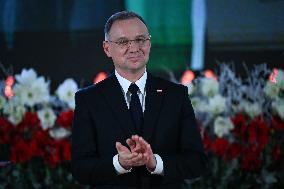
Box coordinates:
[156,89,163,93]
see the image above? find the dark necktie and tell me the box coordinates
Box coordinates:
[128,83,143,133]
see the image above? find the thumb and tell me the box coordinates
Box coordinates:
[126,139,136,151]
[116,142,122,152]
[116,142,129,153]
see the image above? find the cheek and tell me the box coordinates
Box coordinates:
[112,52,127,64]
[110,49,125,58]
[143,45,151,54]
[142,48,150,58]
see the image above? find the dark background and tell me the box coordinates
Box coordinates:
[0,0,284,90]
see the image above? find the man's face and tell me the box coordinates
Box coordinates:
[103,18,151,76]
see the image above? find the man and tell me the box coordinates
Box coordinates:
[71,11,207,189]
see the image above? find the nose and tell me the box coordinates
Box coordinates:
[127,40,140,52]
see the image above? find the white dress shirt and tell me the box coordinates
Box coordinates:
[113,70,164,175]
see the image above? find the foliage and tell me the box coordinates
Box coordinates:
[1,65,283,188]
[188,64,284,189]
[0,68,88,188]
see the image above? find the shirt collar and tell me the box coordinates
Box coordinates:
[115,70,147,94]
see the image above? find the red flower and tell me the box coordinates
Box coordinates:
[44,141,61,168]
[0,118,14,144]
[44,139,71,168]
[56,110,74,128]
[211,138,229,156]
[248,116,270,150]
[22,112,40,126]
[231,113,247,140]
[242,153,261,171]
[271,116,284,131]
[61,140,71,161]
[30,129,50,157]
[202,132,211,152]
[10,139,32,163]
[17,112,40,133]
[242,145,261,171]
[271,145,282,162]
[225,143,242,161]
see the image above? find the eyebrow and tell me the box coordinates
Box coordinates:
[113,34,149,41]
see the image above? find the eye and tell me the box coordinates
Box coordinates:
[117,39,129,46]
[135,38,147,44]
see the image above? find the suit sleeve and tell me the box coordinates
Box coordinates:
[71,91,117,185]
[161,86,208,180]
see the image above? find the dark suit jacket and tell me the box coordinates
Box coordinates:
[71,73,207,189]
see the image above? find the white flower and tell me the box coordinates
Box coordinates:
[232,104,242,114]
[191,97,208,112]
[0,95,6,110]
[264,81,280,99]
[185,83,195,96]
[207,94,227,115]
[241,101,262,118]
[49,127,71,140]
[3,98,26,125]
[272,99,284,120]
[13,68,50,107]
[13,76,50,107]
[15,68,37,85]
[201,78,219,97]
[214,116,234,138]
[276,69,284,90]
[56,78,78,109]
[37,108,56,130]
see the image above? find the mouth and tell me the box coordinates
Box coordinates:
[127,56,141,62]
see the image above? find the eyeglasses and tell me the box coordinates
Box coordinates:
[106,35,151,48]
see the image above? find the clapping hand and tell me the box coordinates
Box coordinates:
[116,135,156,171]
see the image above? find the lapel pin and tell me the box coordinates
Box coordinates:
[156,89,163,93]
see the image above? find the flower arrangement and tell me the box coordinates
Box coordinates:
[188,64,284,188]
[0,68,87,188]
[0,65,283,188]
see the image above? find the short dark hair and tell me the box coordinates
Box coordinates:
[104,11,147,39]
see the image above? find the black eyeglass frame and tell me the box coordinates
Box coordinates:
[106,35,151,48]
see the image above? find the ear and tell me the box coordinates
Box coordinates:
[103,41,112,57]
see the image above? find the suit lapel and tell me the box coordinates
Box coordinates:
[101,74,135,138]
[143,74,165,143]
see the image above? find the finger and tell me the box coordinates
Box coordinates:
[136,137,148,153]
[118,156,133,169]
[145,144,154,157]
[116,142,131,157]
[119,152,134,162]
[132,162,144,167]
[141,153,149,162]
[131,135,140,143]
[133,142,143,153]
[129,153,145,166]
[130,138,143,153]
[126,138,136,151]
[138,137,148,145]
[116,142,125,152]
[138,138,153,153]
[132,153,146,162]
[146,143,153,153]
[137,137,149,152]
[140,143,153,162]
[130,153,143,162]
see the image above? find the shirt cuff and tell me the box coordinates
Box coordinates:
[113,154,132,174]
[147,154,164,175]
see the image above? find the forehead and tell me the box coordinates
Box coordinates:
[108,18,149,39]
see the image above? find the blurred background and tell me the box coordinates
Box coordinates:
[0,0,284,89]
[1,1,284,188]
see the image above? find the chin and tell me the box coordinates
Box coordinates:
[128,65,146,72]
